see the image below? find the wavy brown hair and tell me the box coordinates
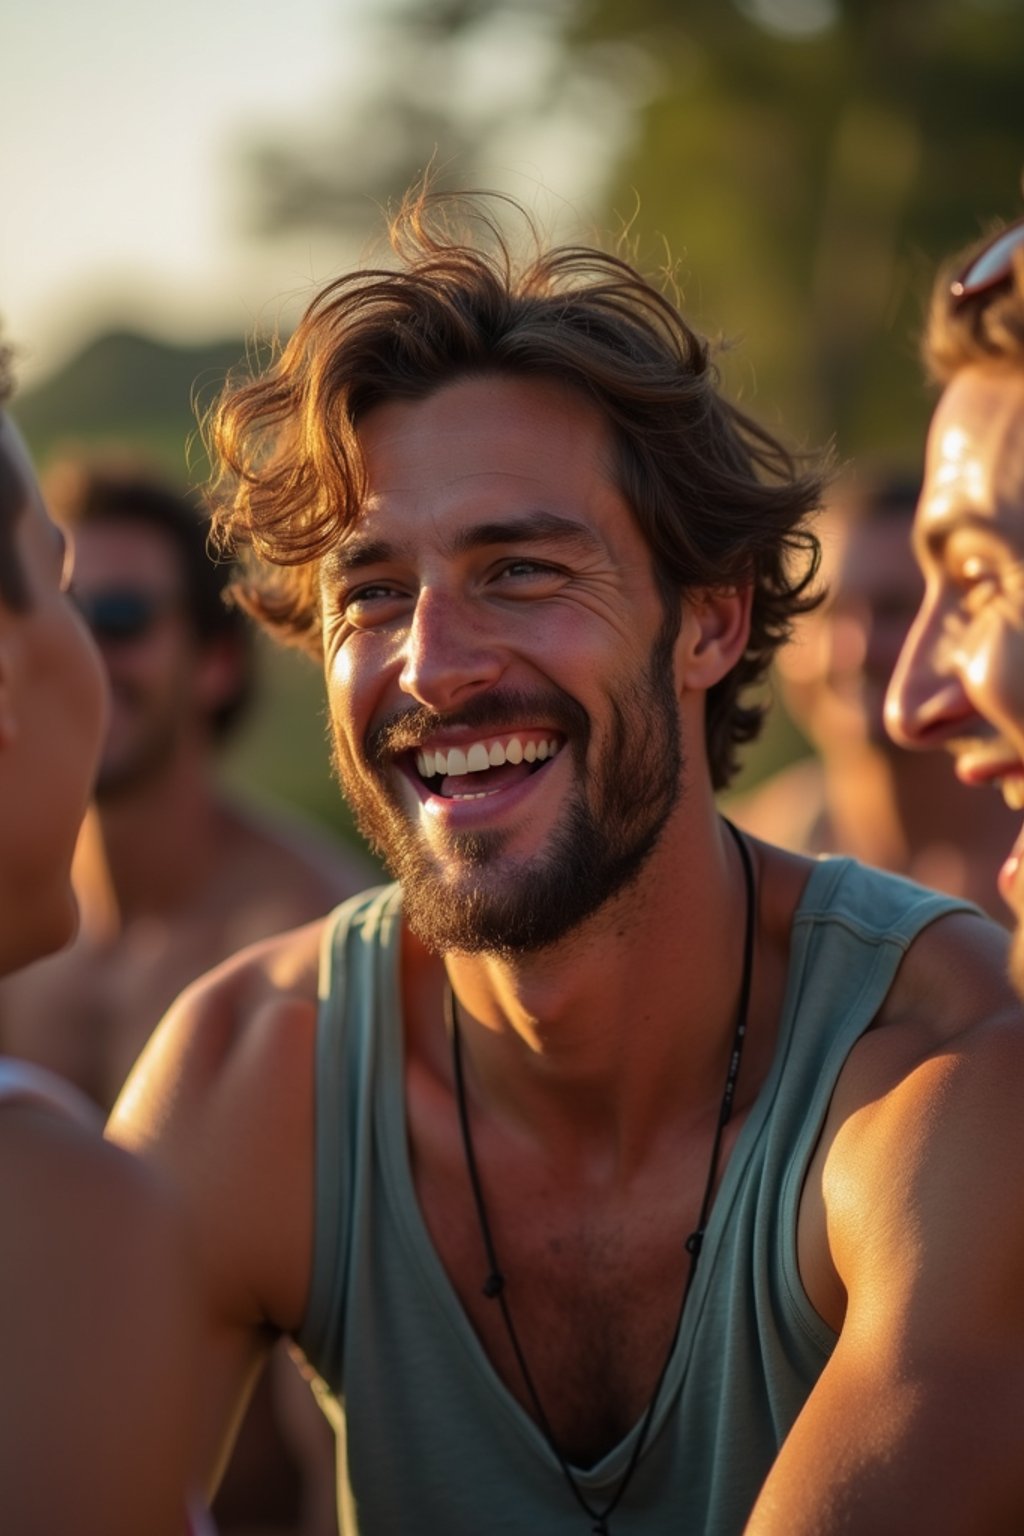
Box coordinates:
[923,220,1024,386]
[205,191,824,788]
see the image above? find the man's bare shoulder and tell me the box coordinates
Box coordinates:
[108,917,330,1331]
[111,916,326,1150]
[822,909,1024,1288]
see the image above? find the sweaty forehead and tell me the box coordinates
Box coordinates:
[920,367,1024,543]
[335,374,630,559]
[357,373,615,486]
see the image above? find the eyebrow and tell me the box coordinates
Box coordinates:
[916,507,1015,561]
[323,511,606,578]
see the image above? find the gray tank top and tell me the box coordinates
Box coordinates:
[297,859,973,1534]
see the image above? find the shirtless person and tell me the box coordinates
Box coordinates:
[110,192,1024,1535]
[0,342,200,1534]
[887,209,1024,988]
[732,469,1015,917]
[0,460,373,1534]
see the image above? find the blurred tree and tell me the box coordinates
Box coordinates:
[237,0,1024,460]
[571,0,1024,456]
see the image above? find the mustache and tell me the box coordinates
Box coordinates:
[365,688,589,768]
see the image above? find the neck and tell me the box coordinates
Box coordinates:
[437,804,757,1165]
[823,741,1014,905]
[73,752,227,935]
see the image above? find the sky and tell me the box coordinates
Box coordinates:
[2,0,373,383]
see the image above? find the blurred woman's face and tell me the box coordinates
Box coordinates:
[0,415,109,974]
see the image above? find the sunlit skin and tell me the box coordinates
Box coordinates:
[885,366,1024,955]
[321,373,698,958]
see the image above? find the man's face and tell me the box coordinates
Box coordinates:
[68,518,204,796]
[0,417,108,970]
[320,373,687,955]
[777,501,921,755]
[885,364,1024,972]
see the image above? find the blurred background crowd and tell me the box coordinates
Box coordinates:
[3,4,1023,1528]
[6,0,1024,841]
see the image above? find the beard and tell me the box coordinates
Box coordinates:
[331,613,684,956]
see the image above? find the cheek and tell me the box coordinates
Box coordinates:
[325,635,381,747]
[964,619,1024,732]
[69,619,110,769]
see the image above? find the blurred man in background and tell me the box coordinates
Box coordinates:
[731,467,1015,918]
[0,459,374,1536]
[886,210,1024,980]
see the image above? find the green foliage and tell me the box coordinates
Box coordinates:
[569,0,1024,456]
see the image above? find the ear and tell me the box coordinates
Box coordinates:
[676,584,753,692]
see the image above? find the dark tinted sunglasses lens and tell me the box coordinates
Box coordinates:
[952,218,1024,299]
[77,591,158,641]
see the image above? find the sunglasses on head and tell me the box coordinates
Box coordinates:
[72,588,178,642]
[950,214,1024,302]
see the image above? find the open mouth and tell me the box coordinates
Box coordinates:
[410,732,564,801]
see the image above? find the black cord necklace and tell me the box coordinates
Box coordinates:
[446,818,756,1535]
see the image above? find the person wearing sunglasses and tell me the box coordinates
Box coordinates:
[0,340,205,1533]
[886,212,1024,993]
[0,458,374,1536]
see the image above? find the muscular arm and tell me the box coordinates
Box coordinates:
[0,1107,200,1536]
[747,915,1024,1534]
[106,921,325,1499]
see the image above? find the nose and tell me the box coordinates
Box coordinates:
[884,599,972,751]
[399,584,506,711]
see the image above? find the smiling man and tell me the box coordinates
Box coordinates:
[886,211,1024,990]
[109,192,1024,1535]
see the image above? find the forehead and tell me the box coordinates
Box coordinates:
[918,366,1024,551]
[68,515,182,590]
[349,374,625,543]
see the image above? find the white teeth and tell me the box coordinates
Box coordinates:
[1001,779,1024,811]
[416,734,562,781]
